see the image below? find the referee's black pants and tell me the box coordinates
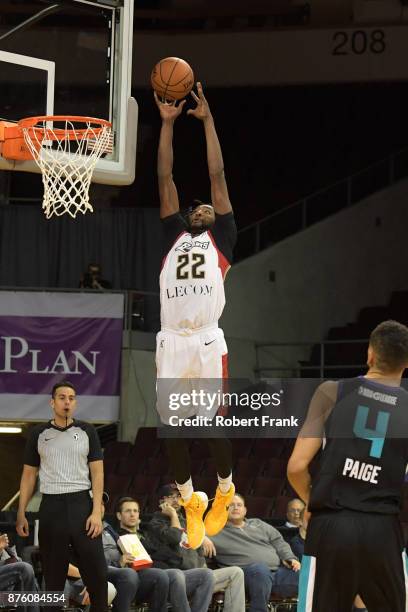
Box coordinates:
[39,490,108,612]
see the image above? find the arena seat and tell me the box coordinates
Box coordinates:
[264,457,287,478]
[245,496,274,519]
[252,438,286,458]
[252,476,285,498]
[129,474,160,497]
[235,457,266,479]
[104,441,133,458]
[272,495,292,520]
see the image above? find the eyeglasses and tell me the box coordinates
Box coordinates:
[163,494,180,501]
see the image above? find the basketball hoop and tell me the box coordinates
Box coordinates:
[17,116,112,218]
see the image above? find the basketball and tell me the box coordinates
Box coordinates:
[151,57,194,101]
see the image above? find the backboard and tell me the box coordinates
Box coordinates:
[0,0,136,185]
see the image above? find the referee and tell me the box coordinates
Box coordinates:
[16,381,108,612]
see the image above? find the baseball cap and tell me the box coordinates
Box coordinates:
[102,491,110,504]
[157,483,180,499]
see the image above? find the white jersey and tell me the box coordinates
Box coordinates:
[160,212,236,331]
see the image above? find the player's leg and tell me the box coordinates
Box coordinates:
[357,514,406,612]
[199,328,235,535]
[157,331,207,549]
[298,512,359,611]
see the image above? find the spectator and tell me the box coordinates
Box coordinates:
[209,494,300,611]
[277,498,306,543]
[285,499,305,529]
[79,263,112,290]
[0,533,40,612]
[100,493,170,611]
[117,493,244,612]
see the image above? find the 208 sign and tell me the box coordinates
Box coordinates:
[332,30,386,56]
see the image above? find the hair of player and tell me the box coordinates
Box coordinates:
[51,380,76,398]
[369,320,408,372]
[115,496,139,514]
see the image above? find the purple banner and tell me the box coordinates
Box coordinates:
[0,291,124,421]
[0,316,122,395]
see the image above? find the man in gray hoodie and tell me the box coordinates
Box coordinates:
[208,494,300,612]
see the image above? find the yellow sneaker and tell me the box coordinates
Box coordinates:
[204,483,235,536]
[179,491,208,549]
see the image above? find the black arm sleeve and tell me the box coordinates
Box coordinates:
[210,212,237,264]
[83,422,103,462]
[23,427,41,467]
[161,213,188,258]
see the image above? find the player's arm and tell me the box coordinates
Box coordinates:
[16,465,38,536]
[287,381,337,505]
[188,82,232,215]
[154,92,186,219]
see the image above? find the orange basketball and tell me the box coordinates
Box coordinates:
[151,57,194,101]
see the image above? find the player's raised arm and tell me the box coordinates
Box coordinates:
[188,82,232,215]
[154,92,186,219]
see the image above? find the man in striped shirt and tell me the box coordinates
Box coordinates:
[16,381,108,612]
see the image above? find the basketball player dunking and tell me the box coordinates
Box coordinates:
[288,320,408,612]
[154,83,236,549]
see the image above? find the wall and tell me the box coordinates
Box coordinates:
[222,178,408,360]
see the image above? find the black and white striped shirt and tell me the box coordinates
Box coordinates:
[24,420,103,494]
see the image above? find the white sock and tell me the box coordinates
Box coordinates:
[176,477,194,502]
[218,472,232,494]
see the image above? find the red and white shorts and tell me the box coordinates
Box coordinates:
[155,324,228,424]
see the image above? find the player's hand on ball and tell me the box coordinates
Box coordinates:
[187,82,211,121]
[154,91,186,122]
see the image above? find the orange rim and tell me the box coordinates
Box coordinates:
[18,115,112,141]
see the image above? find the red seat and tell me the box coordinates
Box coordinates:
[264,457,287,478]
[251,438,286,458]
[235,457,265,479]
[272,495,292,520]
[245,496,274,519]
[134,427,158,446]
[230,438,254,459]
[129,443,160,462]
[103,441,132,459]
[232,474,254,496]
[252,476,284,497]
[103,455,118,475]
[129,474,160,497]
[116,455,145,476]
[104,474,133,496]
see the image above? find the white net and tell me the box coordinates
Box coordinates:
[21,117,112,219]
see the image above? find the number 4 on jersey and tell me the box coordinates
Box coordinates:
[353,405,390,459]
